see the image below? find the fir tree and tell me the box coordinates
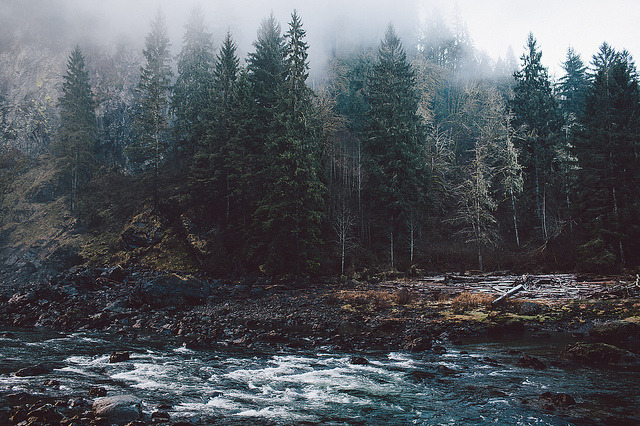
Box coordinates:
[574,44,640,269]
[172,5,215,156]
[558,47,588,135]
[247,11,325,274]
[510,33,563,242]
[364,25,427,269]
[132,10,172,210]
[57,46,96,213]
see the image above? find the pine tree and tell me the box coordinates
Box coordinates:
[364,25,427,269]
[247,11,325,274]
[132,10,172,210]
[172,5,215,156]
[57,46,96,213]
[574,44,640,269]
[510,33,563,242]
[558,47,588,131]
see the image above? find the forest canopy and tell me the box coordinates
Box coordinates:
[1,5,639,276]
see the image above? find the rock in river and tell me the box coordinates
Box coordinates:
[93,395,142,425]
[563,342,637,367]
[15,363,54,377]
[110,351,130,363]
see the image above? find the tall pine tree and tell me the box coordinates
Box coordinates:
[364,25,427,269]
[57,46,96,213]
[247,11,325,274]
[132,10,172,210]
[510,33,563,242]
[574,44,640,269]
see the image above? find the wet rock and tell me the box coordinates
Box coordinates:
[25,403,64,424]
[563,342,637,367]
[102,265,127,283]
[488,318,525,336]
[435,365,457,375]
[432,345,447,354]
[43,379,60,387]
[89,387,108,397]
[350,356,369,365]
[92,395,141,425]
[403,336,432,352]
[482,357,501,367]
[516,354,547,370]
[109,351,130,363]
[152,410,170,421]
[539,391,576,408]
[589,320,640,349]
[133,274,214,307]
[15,363,54,377]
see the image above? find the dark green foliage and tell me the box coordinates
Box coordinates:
[131,10,172,209]
[56,46,97,213]
[363,25,427,269]
[172,6,215,156]
[574,44,640,269]
[510,33,564,242]
[558,47,588,129]
[245,12,325,274]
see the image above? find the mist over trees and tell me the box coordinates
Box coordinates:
[1,5,639,276]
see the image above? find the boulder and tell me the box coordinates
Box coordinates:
[563,342,637,367]
[109,351,130,363]
[92,395,141,425]
[403,336,432,352]
[539,391,576,409]
[102,265,127,282]
[589,320,640,348]
[133,274,214,307]
[516,354,547,370]
[15,363,54,377]
[120,211,163,249]
[350,356,369,365]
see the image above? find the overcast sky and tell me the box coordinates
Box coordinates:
[5,0,640,80]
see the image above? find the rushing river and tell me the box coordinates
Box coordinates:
[1,329,639,425]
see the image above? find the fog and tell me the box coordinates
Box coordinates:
[2,0,640,80]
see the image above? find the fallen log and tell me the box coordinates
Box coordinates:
[492,284,525,305]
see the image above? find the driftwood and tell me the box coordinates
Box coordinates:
[491,284,525,305]
[380,273,640,300]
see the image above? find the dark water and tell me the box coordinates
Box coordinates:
[1,329,639,425]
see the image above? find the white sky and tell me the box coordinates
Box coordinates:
[453,0,640,77]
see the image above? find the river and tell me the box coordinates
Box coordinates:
[1,329,639,424]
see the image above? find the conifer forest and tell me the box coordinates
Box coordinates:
[1,2,639,278]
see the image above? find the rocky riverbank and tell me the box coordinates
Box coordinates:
[2,266,640,425]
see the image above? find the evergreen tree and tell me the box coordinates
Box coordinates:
[189,31,241,226]
[57,46,96,213]
[132,10,172,210]
[558,47,588,130]
[510,33,563,242]
[364,25,427,269]
[248,11,325,274]
[574,44,640,269]
[172,5,215,156]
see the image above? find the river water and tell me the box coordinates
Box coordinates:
[1,329,639,425]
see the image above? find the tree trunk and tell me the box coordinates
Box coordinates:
[511,194,520,247]
[72,145,78,214]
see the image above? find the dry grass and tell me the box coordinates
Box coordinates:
[394,287,416,305]
[337,290,394,309]
[448,291,495,309]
